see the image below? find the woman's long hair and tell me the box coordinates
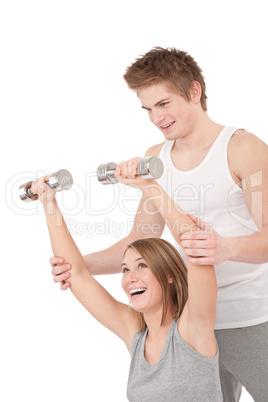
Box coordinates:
[125,238,188,332]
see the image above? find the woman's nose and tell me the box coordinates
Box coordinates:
[128,270,138,282]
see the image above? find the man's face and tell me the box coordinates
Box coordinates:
[138,83,198,141]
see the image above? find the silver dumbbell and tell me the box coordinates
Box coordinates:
[19,169,73,202]
[97,156,164,185]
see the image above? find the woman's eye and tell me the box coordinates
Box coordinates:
[138,263,147,269]
[123,267,130,273]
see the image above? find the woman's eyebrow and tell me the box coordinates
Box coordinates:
[121,257,144,266]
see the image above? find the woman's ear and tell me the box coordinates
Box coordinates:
[168,275,174,284]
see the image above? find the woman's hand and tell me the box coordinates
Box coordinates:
[31,175,56,207]
[114,157,155,190]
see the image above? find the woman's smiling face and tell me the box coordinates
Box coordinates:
[121,248,164,314]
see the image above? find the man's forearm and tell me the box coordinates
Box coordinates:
[227,226,268,264]
[83,191,165,276]
[83,234,137,275]
[84,228,163,276]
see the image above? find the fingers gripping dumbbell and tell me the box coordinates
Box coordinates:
[19,169,73,202]
[97,156,164,185]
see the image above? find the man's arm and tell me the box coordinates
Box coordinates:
[180,130,268,265]
[227,131,268,262]
[52,192,166,287]
[84,193,165,275]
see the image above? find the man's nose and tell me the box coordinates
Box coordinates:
[150,109,165,125]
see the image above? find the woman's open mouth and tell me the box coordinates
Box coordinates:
[129,288,147,299]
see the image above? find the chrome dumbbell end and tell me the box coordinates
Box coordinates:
[97,156,164,185]
[19,169,73,202]
[137,156,164,180]
[97,162,119,185]
[19,182,38,202]
[49,169,73,191]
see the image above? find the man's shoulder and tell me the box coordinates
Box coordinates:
[228,129,267,178]
[229,129,267,157]
[145,141,166,157]
[229,129,266,152]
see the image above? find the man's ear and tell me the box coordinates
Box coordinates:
[190,81,202,104]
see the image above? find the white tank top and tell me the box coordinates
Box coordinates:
[157,126,268,329]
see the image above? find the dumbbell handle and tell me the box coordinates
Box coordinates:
[19,169,73,202]
[97,156,164,185]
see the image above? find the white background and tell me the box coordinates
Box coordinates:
[1,1,267,401]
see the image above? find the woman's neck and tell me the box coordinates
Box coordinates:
[144,305,176,340]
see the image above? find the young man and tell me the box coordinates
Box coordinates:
[51,47,268,401]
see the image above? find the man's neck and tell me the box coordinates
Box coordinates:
[173,114,224,154]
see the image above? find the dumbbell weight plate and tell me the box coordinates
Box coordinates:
[49,169,73,191]
[19,182,38,202]
[97,162,119,185]
[137,156,164,179]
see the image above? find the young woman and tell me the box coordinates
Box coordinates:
[31,174,223,401]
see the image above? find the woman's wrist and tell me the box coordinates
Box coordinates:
[42,197,58,215]
[140,179,157,193]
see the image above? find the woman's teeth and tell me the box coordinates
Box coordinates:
[130,288,147,297]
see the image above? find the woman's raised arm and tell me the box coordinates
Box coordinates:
[31,177,140,350]
[141,182,217,356]
[115,161,217,357]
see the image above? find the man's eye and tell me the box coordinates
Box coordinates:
[160,102,168,107]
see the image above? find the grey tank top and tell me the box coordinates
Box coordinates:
[127,320,223,401]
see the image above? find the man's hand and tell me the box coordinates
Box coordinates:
[180,214,230,265]
[50,256,72,290]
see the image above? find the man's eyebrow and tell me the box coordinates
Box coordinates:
[141,97,171,110]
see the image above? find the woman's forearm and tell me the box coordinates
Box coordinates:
[142,182,217,324]
[142,183,197,240]
[44,200,86,275]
